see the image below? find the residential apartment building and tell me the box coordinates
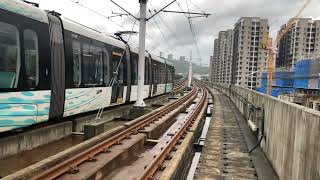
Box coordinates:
[211,30,233,84]
[211,39,219,83]
[231,17,269,89]
[209,56,213,83]
[277,18,320,69]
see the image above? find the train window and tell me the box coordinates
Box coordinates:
[145,58,149,85]
[93,46,103,85]
[160,64,164,84]
[170,68,172,82]
[168,67,171,82]
[103,49,110,86]
[152,63,157,83]
[171,68,174,82]
[118,58,124,84]
[162,65,165,83]
[132,55,138,85]
[111,52,124,85]
[157,64,160,83]
[168,67,170,82]
[162,64,167,84]
[159,65,163,84]
[82,44,103,86]
[72,41,81,87]
[159,65,162,84]
[0,22,20,89]
[24,29,39,89]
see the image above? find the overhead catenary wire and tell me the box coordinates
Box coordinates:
[146,10,167,51]
[69,0,128,31]
[95,12,139,121]
[154,10,181,53]
[68,0,163,52]
[148,1,179,53]
[105,0,114,14]
[185,0,202,64]
[189,0,206,14]
[71,0,202,62]
[148,9,179,55]
[148,2,189,55]
[113,3,167,55]
[175,0,202,64]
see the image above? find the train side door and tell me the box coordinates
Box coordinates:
[152,61,157,95]
[125,45,131,102]
[110,53,118,103]
[47,14,65,119]
[110,50,124,103]
[148,55,152,97]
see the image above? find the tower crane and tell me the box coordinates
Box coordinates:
[259,0,312,95]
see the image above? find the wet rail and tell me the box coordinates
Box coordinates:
[173,79,187,93]
[140,84,208,179]
[0,82,187,179]
[25,83,198,180]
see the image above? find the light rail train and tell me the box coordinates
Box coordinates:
[0,0,175,133]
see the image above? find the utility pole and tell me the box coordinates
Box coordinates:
[110,0,208,106]
[135,0,147,107]
[188,50,192,88]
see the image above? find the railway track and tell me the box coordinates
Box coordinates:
[173,79,187,93]
[19,83,207,180]
[139,84,208,179]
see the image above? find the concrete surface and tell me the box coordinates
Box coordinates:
[214,84,320,180]
[0,93,173,160]
[58,133,146,180]
[195,89,259,179]
[0,135,83,177]
[0,121,72,160]
[160,93,208,180]
[3,126,125,180]
[73,93,172,132]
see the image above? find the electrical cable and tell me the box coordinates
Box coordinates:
[149,10,167,41]
[96,13,138,121]
[185,0,202,64]
[69,0,162,52]
[69,0,127,31]
[175,0,202,64]
[189,0,205,14]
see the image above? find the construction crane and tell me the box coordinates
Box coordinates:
[260,0,312,95]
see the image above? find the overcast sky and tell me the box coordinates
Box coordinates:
[33,0,320,66]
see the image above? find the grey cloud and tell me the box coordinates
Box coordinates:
[36,0,320,66]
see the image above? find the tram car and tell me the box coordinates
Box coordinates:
[0,0,175,133]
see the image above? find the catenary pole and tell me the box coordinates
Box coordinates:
[188,50,192,88]
[135,0,147,107]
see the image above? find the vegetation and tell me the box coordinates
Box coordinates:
[167,59,209,77]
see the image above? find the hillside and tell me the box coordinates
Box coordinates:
[167,59,209,76]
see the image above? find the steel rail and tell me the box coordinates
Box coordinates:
[173,80,187,93]
[140,84,208,179]
[31,84,198,180]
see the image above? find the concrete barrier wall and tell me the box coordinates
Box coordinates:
[213,84,320,180]
[0,121,72,159]
[73,93,172,132]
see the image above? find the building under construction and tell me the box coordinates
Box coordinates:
[256,58,320,111]
[276,18,320,69]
